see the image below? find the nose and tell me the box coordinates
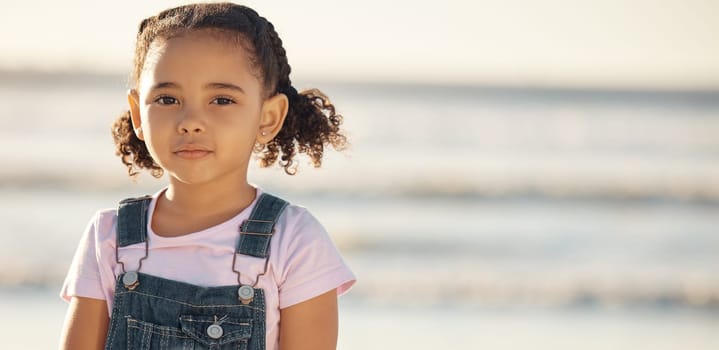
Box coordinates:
[177,108,206,134]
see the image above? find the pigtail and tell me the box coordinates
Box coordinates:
[111,111,163,178]
[258,88,346,175]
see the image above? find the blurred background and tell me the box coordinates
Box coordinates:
[1,0,718,348]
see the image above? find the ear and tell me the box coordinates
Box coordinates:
[127,89,144,141]
[257,93,289,143]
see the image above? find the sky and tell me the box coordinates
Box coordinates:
[1,0,718,88]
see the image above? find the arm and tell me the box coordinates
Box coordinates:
[279,289,339,350]
[59,296,109,350]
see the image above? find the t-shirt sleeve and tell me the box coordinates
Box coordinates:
[276,208,356,309]
[59,210,107,302]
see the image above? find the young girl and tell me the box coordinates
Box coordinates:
[59,3,356,349]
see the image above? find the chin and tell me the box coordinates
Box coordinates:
[168,171,217,186]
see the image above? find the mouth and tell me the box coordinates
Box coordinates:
[174,144,213,160]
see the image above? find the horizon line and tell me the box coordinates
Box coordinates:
[2,67,719,94]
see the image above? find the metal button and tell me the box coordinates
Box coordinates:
[207,324,223,339]
[123,271,139,290]
[238,285,254,304]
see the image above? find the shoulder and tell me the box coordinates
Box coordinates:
[93,194,151,226]
[271,199,341,259]
[276,201,327,239]
[87,207,119,245]
[87,193,150,244]
[82,193,152,259]
[252,191,333,252]
[104,194,154,230]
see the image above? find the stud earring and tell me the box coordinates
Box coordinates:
[261,130,267,136]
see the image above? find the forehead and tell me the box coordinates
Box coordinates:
[139,30,261,91]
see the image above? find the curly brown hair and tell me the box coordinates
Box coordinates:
[112,2,346,177]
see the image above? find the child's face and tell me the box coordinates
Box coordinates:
[128,30,287,186]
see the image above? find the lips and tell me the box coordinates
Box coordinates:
[174,144,213,159]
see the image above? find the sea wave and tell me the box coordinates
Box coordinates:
[2,170,719,204]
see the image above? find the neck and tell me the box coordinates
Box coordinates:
[161,174,257,219]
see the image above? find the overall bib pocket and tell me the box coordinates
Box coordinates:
[126,315,253,350]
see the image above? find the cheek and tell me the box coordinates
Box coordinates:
[216,106,262,130]
[140,109,174,147]
[142,106,174,128]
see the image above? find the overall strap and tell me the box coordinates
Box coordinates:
[236,193,289,258]
[116,195,152,247]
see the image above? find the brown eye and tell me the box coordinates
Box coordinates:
[155,96,178,105]
[212,97,235,105]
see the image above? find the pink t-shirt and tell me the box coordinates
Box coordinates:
[60,186,356,350]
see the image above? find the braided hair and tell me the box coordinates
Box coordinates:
[112,2,346,176]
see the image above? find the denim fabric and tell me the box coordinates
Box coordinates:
[105,193,288,350]
[237,194,289,258]
[106,273,264,350]
[117,195,152,247]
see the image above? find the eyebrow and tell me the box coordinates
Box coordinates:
[150,82,180,91]
[150,82,245,94]
[205,82,245,94]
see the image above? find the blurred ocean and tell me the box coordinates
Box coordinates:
[0,70,718,348]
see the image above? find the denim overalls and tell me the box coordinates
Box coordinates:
[104,193,288,350]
